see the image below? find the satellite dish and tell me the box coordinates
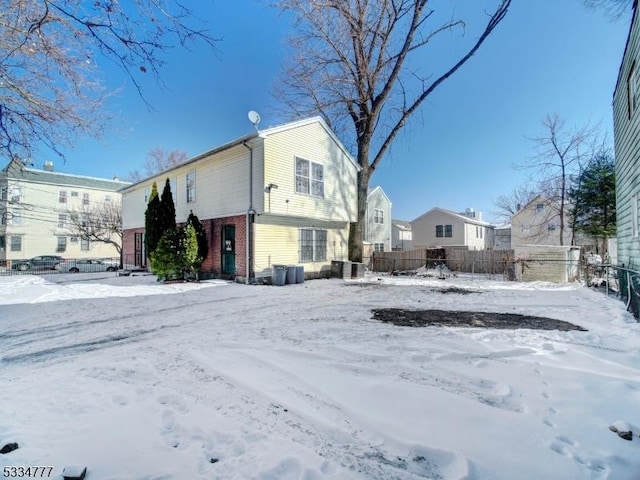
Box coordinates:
[248,110,261,129]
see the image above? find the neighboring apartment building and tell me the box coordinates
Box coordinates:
[614,0,640,268]
[0,158,129,263]
[120,117,360,282]
[411,207,494,250]
[391,219,413,251]
[365,186,392,252]
[510,195,573,247]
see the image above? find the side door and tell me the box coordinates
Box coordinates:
[222,225,235,275]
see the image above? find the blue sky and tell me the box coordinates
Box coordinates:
[49,0,630,224]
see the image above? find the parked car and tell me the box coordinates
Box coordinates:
[98,258,120,268]
[58,259,117,273]
[11,255,64,271]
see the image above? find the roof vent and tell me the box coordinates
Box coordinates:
[43,160,54,171]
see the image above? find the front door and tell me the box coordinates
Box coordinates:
[135,232,146,267]
[222,225,235,275]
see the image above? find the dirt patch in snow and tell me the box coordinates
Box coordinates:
[372,309,587,331]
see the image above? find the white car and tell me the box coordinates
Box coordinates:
[59,259,117,273]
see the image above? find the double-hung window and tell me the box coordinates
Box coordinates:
[10,236,21,252]
[295,158,324,198]
[186,171,196,203]
[435,224,452,238]
[82,193,89,206]
[374,209,384,224]
[59,190,68,204]
[58,214,67,228]
[299,229,327,262]
[57,236,67,252]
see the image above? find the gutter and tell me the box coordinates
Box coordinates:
[242,141,256,284]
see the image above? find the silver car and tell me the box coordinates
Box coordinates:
[59,259,117,273]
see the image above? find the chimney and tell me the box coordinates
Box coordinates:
[43,160,54,171]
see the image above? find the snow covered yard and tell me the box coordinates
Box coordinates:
[0,273,639,480]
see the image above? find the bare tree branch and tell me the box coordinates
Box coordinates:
[127,147,188,182]
[517,114,602,245]
[274,0,512,261]
[0,0,218,162]
[66,200,123,259]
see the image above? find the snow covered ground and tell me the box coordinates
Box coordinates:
[0,272,639,480]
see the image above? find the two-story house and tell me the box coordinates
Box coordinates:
[120,117,360,283]
[411,207,494,250]
[614,0,640,268]
[365,186,392,252]
[510,195,572,247]
[0,158,129,264]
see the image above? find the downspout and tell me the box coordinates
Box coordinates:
[242,140,255,284]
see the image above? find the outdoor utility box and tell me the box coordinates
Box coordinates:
[351,262,365,279]
[331,260,352,279]
[295,265,305,284]
[272,265,287,286]
[285,265,297,284]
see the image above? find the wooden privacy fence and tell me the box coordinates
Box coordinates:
[371,248,515,275]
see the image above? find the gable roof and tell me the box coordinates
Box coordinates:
[392,219,412,230]
[367,185,392,205]
[1,158,130,191]
[122,116,361,192]
[411,207,493,227]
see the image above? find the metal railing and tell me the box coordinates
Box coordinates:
[0,255,146,276]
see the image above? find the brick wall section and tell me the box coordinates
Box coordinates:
[122,227,145,266]
[123,214,250,279]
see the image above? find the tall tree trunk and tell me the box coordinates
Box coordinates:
[350,141,371,263]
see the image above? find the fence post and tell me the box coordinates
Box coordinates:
[627,270,632,310]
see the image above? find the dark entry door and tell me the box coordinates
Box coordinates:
[222,225,236,275]
[135,232,145,267]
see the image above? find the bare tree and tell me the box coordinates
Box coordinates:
[67,200,123,264]
[518,114,599,246]
[492,185,538,223]
[128,148,189,182]
[275,0,512,261]
[0,1,217,161]
[582,0,633,20]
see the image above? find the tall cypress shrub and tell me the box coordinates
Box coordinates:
[187,211,208,263]
[158,178,176,234]
[144,182,162,256]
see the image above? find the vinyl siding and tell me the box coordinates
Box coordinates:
[263,122,357,222]
[253,215,350,278]
[365,187,392,251]
[412,210,468,248]
[1,176,122,260]
[122,142,265,229]
[614,6,640,267]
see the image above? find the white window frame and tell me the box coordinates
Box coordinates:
[299,229,327,262]
[374,242,385,252]
[10,235,22,252]
[373,209,384,224]
[8,211,21,226]
[186,171,196,203]
[9,185,21,203]
[82,192,89,206]
[58,213,67,228]
[57,236,67,253]
[81,236,90,251]
[59,190,68,204]
[295,157,324,198]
